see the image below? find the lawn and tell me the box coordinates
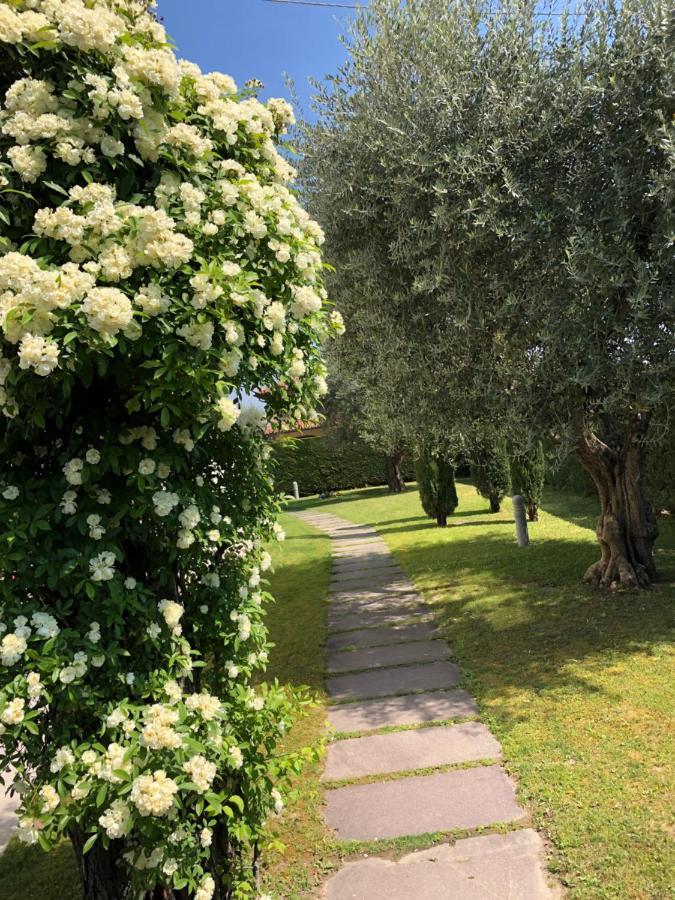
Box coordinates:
[287,482,675,900]
[2,484,673,899]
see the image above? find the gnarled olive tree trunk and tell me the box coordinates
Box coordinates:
[575,417,658,589]
[385,449,405,493]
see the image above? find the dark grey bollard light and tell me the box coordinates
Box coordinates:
[292,481,300,501]
[512,494,529,547]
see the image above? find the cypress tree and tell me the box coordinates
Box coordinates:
[415,451,458,527]
[511,442,546,521]
[471,442,511,512]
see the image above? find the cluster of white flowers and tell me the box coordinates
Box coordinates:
[182,755,216,793]
[99,799,132,839]
[215,396,240,432]
[83,742,132,784]
[39,784,60,813]
[140,704,182,751]
[1,697,24,725]
[152,490,180,517]
[1,632,27,667]
[130,770,178,817]
[89,550,116,581]
[184,692,221,721]
[50,746,76,773]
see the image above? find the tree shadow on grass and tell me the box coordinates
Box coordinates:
[379,519,514,536]
[284,491,674,728]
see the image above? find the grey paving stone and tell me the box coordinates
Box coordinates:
[322,829,556,899]
[332,555,400,570]
[330,570,408,590]
[328,660,460,702]
[325,765,525,841]
[329,585,416,604]
[332,530,380,541]
[323,722,501,781]
[327,689,478,733]
[333,548,390,559]
[327,640,450,674]
[328,596,423,624]
[329,606,431,634]
[326,621,440,651]
[331,553,393,569]
[331,564,404,581]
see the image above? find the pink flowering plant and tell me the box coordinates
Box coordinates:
[0,1,342,897]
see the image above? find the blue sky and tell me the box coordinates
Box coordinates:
[159,0,355,118]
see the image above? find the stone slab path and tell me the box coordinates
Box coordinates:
[293,509,560,899]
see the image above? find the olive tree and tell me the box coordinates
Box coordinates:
[300,0,674,588]
[0,2,341,897]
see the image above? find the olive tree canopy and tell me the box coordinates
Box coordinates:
[300,0,674,587]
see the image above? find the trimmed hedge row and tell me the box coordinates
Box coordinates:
[270,430,416,496]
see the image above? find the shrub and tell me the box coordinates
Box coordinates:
[471,442,511,513]
[0,3,342,897]
[511,442,545,521]
[415,451,458,526]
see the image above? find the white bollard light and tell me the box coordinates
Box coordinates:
[292,481,300,501]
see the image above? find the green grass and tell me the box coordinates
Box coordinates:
[288,482,675,899]
[0,836,79,899]
[258,512,339,896]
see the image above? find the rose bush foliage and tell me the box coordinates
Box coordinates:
[0,1,342,896]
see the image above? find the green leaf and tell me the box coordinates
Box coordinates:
[82,833,98,854]
[95,783,108,808]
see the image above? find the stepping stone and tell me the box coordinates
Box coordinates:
[333,549,390,560]
[332,556,400,571]
[328,591,420,611]
[323,722,501,781]
[332,552,392,566]
[331,580,413,594]
[327,689,478,733]
[322,829,555,899]
[328,597,423,624]
[332,531,379,541]
[330,585,415,604]
[325,765,525,841]
[326,621,439,651]
[330,570,407,589]
[327,640,450,674]
[331,562,404,578]
[328,660,460,702]
[329,607,431,634]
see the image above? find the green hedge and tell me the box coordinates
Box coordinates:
[270,430,416,496]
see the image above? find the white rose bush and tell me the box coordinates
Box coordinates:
[0,2,340,897]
